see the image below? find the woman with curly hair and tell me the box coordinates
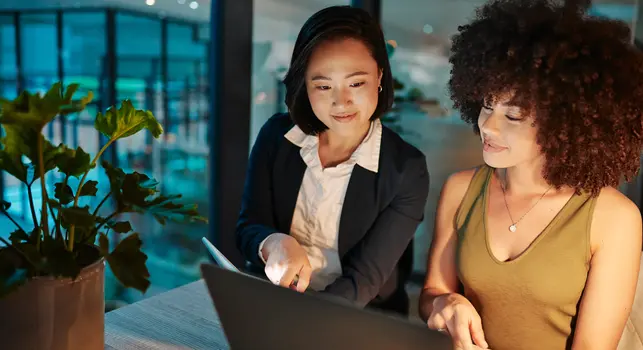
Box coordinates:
[419,0,643,349]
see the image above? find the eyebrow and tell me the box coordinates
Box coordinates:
[311,71,369,81]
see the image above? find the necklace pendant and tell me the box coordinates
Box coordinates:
[509,224,517,232]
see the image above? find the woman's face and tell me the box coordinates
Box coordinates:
[478,96,541,169]
[305,38,382,138]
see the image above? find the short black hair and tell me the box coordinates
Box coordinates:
[283,5,394,135]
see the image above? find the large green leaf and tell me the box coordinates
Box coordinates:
[95,100,163,141]
[60,206,95,229]
[99,233,150,293]
[9,228,40,247]
[102,161,126,211]
[94,216,132,234]
[106,220,132,234]
[57,146,93,178]
[79,180,98,197]
[101,162,206,224]
[0,82,92,129]
[0,124,34,182]
[121,172,157,207]
[8,229,30,245]
[0,90,48,127]
[0,124,66,184]
[0,83,90,184]
[135,194,206,225]
[54,182,74,205]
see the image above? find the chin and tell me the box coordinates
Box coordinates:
[328,118,369,134]
[482,153,513,169]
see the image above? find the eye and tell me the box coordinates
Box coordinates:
[505,115,523,122]
[350,82,365,88]
[315,85,331,91]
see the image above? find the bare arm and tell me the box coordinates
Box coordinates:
[419,169,476,321]
[571,188,642,350]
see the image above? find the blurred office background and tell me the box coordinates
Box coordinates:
[0,0,640,308]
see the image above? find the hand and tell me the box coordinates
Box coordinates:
[261,233,312,292]
[427,293,488,350]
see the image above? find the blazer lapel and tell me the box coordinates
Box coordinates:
[338,165,379,258]
[273,142,306,233]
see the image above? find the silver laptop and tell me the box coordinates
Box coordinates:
[200,238,452,350]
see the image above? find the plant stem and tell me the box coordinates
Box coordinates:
[53,175,69,241]
[73,140,113,207]
[37,135,49,251]
[94,211,119,235]
[1,209,25,233]
[92,191,112,217]
[48,204,65,249]
[69,138,115,252]
[26,185,38,233]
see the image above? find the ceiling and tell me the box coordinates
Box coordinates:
[0,0,637,30]
[0,0,638,101]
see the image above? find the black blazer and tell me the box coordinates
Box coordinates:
[235,113,430,307]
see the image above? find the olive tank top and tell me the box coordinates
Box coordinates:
[456,165,597,350]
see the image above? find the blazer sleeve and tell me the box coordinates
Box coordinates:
[235,116,282,266]
[321,153,430,307]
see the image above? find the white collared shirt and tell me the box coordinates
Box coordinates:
[259,120,383,291]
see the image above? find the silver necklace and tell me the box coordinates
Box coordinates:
[499,175,552,232]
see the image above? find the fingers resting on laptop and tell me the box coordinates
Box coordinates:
[261,233,312,293]
[427,293,489,350]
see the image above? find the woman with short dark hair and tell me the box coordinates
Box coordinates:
[235,5,429,315]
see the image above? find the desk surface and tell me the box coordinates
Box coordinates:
[105,280,230,349]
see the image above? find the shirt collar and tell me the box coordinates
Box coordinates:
[284,120,382,173]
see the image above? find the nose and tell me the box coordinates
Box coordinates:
[479,111,501,137]
[332,87,352,108]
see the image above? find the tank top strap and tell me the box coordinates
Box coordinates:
[537,189,596,263]
[455,165,493,230]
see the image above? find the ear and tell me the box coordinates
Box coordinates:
[378,69,383,85]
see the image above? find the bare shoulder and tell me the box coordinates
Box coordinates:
[591,187,642,252]
[442,167,479,198]
[438,166,481,211]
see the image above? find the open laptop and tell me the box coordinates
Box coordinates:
[200,238,452,350]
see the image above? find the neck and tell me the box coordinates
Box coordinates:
[319,123,371,155]
[498,157,552,195]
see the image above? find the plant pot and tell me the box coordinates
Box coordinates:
[0,257,106,350]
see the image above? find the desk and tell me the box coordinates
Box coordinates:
[105,280,230,349]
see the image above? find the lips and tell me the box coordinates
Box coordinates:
[483,138,508,153]
[332,113,356,118]
[331,112,357,122]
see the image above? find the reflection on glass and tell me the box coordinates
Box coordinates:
[0,15,17,221]
[0,8,213,304]
[250,0,351,148]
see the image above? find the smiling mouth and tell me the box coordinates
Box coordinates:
[332,113,357,118]
[483,139,508,152]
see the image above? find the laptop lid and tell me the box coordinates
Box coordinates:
[202,237,240,273]
[200,263,452,350]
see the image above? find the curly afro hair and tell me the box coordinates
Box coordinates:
[448,0,643,195]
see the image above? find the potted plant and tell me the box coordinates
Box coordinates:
[0,82,207,350]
